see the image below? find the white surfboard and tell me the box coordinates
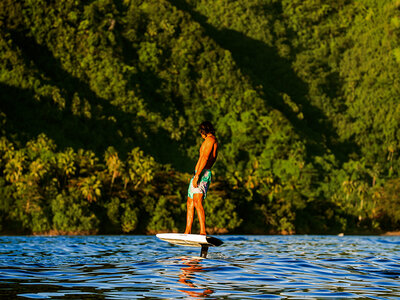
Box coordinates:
[156,233,223,258]
[156,233,223,247]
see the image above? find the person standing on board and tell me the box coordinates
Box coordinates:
[184,121,218,236]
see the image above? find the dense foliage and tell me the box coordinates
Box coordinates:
[0,0,399,235]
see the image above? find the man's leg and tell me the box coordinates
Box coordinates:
[184,197,194,234]
[193,193,206,235]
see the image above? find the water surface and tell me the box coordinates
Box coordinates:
[1,235,399,299]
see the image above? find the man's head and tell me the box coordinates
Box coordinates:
[199,121,215,138]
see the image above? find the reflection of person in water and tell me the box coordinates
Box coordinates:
[178,257,213,298]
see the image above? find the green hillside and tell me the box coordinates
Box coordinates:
[1,0,399,235]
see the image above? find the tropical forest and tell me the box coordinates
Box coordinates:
[1,0,400,235]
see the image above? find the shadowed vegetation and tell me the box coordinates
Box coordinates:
[0,0,399,235]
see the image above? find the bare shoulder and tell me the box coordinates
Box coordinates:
[207,135,217,142]
[201,136,217,153]
[205,135,217,146]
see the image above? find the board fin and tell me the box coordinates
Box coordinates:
[206,236,223,246]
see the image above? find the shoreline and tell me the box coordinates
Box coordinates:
[1,231,400,237]
[381,231,400,236]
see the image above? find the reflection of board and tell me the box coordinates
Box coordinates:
[156,233,223,258]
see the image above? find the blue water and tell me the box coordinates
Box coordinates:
[1,235,400,299]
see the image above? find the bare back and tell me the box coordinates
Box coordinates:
[201,136,218,169]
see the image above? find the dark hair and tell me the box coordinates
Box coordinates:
[199,121,215,135]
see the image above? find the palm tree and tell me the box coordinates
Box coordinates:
[4,150,26,183]
[126,147,156,190]
[104,147,124,189]
[78,175,102,202]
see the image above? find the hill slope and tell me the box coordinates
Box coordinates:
[0,0,399,234]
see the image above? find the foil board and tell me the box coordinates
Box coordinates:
[156,233,223,258]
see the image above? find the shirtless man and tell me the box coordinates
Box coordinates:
[184,121,218,235]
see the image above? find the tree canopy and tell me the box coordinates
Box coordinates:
[0,0,399,235]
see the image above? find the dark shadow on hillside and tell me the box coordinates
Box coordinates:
[1,30,192,171]
[168,0,358,162]
[120,38,187,119]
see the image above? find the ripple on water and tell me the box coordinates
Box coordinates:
[1,235,400,299]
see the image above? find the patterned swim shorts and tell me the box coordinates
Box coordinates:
[187,169,212,199]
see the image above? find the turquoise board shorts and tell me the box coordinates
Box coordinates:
[188,169,212,199]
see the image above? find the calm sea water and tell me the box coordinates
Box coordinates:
[0,235,399,299]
